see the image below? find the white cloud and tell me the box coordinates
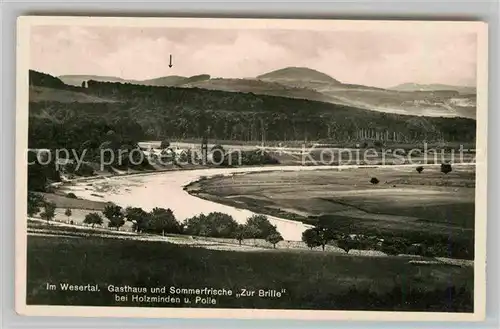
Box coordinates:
[30,26,478,87]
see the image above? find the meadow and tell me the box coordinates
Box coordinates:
[190,165,475,225]
[27,235,473,311]
[188,165,475,258]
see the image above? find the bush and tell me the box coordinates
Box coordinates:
[124,206,148,232]
[65,162,95,177]
[146,207,181,235]
[245,214,278,239]
[39,201,56,223]
[223,150,280,166]
[210,145,225,165]
[84,212,103,228]
[66,192,78,199]
[381,237,409,255]
[265,232,284,248]
[301,227,333,251]
[441,163,452,174]
[160,140,170,149]
[104,204,125,231]
[336,235,358,254]
[370,177,380,185]
[184,212,238,238]
[27,192,46,217]
[416,166,424,174]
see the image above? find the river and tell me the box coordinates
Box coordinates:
[64,163,475,241]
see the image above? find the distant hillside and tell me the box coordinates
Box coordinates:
[59,75,129,86]
[184,78,332,102]
[43,68,476,119]
[257,67,341,84]
[30,86,116,103]
[182,74,211,85]
[30,70,67,89]
[30,79,476,150]
[28,71,476,157]
[140,75,187,86]
[60,74,211,87]
[315,87,476,119]
[391,83,476,95]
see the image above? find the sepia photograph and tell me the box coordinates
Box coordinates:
[15,16,487,320]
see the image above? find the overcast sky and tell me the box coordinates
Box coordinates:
[30,25,477,88]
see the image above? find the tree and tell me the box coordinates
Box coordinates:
[84,212,103,228]
[423,243,450,257]
[160,140,170,149]
[27,150,61,192]
[40,202,56,223]
[64,208,72,222]
[370,177,380,185]
[183,214,205,236]
[234,224,247,245]
[302,228,322,250]
[266,232,284,248]
[245,214,277,239]
[124,206,149,232]
[206,212,238,238]
[381,237,409,256]
[103,204,125,231]
[183,212,239,238]
[416,166,424,174]
[66,192,78,199]
[441,163,452,174]
[317,227,334,251]
[27,192,45,217]
[149,207,180,235]
[210,144,225,165]
[243,224,261,245]
[336,234,358,254]
[301,227,333,251]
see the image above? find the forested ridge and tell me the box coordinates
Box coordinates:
[28,70,476,150]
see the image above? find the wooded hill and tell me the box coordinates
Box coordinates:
[28,70,476,150]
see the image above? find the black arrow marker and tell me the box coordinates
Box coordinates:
[169,54,173,68]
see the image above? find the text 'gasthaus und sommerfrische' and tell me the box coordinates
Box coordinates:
[45,283,287,305]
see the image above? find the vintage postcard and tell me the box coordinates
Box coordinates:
[15,16,488,321]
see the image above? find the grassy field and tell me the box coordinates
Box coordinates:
[27,235,473,311]
[188,165,475,258]
[190,165,475,225]
[41,192,108,211]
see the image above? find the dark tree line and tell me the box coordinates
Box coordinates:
[184,213,283,248]
[301,215,473,259]
[76,203,284,247]
[28,78,476,151]
[27,150,61,192]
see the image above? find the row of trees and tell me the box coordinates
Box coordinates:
[29,195,450,258]
[301,221,462,258]
[29,70,477,151]
[28,191,462,257]
[27,194,285,248]
[30,100,476,149]
[81,204,180,235]
[183,212,284,247]
[27,192,56,222]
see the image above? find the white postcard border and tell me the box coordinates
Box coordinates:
[14,16,489,321]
